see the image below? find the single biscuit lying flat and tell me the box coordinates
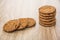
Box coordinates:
[3,20,20,32]
[27,18,36,27]
[17,18,28,30]
[39,5,56,14]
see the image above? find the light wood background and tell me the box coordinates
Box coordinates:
[0,0,60,40]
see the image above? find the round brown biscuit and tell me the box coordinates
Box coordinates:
[27,18,36,27]
[39,16,54,20]
[40,19,56,25]
[17,18,28,30]
[39,21,56,27]
[3,20,20,32]
[39,15,55,20]
[39,12,56,17]
[40,20,56,25]
[39,19,55,22]
[39,17,55,22]
[39,11,56,15]
[40,23,56,27]
[39,5,56,14]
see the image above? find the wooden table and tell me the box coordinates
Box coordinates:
[0,0,60,40]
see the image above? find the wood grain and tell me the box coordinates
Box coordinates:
[0,0,60,40]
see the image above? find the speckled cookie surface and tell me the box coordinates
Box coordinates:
[39,5,56,14]
[27,18,36,27]
[3,20,20,32]
[17,18,28,30]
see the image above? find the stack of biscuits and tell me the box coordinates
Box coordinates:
[3,18,36,33]
[39,5,56,27]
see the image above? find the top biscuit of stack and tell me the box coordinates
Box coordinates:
[39,5,56,14]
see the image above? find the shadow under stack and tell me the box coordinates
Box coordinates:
[39,5,56,27]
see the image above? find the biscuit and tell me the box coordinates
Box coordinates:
[27,18,36,27]
[39,15,55,20]
[39,12,56,17]
[40,22,56,27]
[3,20,20,32]
[17,18,28,30]
[39,5,56,14]
[40,19,56,25]
[39,17,55,22]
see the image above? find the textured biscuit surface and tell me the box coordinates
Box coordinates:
[27,18,36,27]
[3,20,20,32]
[39,5,56,13]
[17,18,28,30]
